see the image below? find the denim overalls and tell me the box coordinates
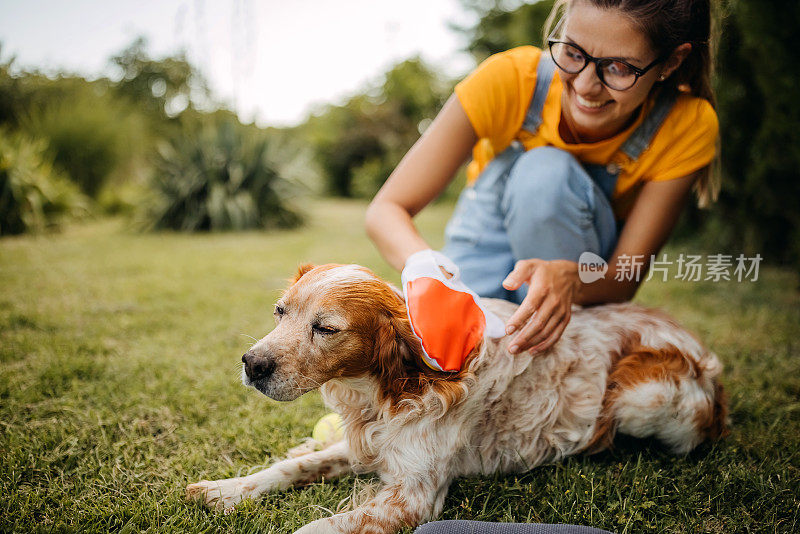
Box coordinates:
[442,55,676,303]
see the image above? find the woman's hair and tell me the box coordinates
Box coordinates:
[543,0,721,207]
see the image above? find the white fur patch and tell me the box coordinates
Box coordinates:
[299,265,375,298]
[289,264,376,305]
[615,378,711,454]
[318,264,374,285]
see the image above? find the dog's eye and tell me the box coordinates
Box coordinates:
[274,305,285,317]
[312,324,340,336]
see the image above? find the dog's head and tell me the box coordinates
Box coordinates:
[241,263,477,407]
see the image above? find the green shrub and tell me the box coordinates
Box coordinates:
[302,58,451,197]
[145,119,303,232]
[0,129,89,235]
[710,0,800,269]
[22,86,148,199]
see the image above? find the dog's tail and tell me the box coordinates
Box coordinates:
[584,344,729,455]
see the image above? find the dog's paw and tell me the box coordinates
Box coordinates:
[292,518,340,534]
[186,478,251,513]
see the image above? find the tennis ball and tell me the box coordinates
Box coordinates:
[312,412,344,445]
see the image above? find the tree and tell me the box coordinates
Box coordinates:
[110,37,211,125]
[455,0,556,61]
[711,0,800,268]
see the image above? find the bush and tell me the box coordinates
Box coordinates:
[21,84,148,199]
[0,129,89,235]
[710,0,800,269]
[302,58,451,198]
[145,118,303,232]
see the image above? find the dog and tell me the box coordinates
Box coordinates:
[186,263,728,534]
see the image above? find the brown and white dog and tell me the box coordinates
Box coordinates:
[186,263,728,534]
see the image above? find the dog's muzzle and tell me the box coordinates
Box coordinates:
[242,351,276,383]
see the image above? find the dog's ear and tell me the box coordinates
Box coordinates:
[291,263,316,284]
[373,310,473,413]
[373,313,420,404]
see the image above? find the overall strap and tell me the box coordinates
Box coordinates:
[521,54,556,133]
[620,89,678,160]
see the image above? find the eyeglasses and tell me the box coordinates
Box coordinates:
[547,39,665,91]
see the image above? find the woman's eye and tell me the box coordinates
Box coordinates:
[606,61,632,77]
[312,324,340,336]
[567,49,584,61]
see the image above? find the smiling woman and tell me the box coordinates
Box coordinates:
[547,2,692,142]
[366,0,720,363]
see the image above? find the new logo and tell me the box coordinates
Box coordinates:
[578,252,608,283]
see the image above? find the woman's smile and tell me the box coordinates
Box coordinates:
[573,90,614,112]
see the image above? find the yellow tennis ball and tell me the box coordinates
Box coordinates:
[312,413,344,445]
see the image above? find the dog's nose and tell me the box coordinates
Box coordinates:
[242,351,276,382]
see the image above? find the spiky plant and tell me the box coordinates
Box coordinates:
[147,119,303,232]
[0,129,89,236]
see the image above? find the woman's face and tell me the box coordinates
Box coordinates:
[558,1,664,142]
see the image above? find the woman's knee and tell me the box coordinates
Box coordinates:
[503,147,591,224]
[513,146,578,179]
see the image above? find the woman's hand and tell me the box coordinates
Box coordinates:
[501,259,581,355]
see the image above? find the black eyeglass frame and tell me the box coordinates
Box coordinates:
[547,38,666,91]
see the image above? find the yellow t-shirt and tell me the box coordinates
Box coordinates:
[454,46,719,219]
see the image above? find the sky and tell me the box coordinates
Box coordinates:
[0,0,478,127]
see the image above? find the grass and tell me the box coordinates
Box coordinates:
[1,197,798,533]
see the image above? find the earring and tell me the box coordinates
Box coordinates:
[659,74,666,81]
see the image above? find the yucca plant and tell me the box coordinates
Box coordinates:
[147,119,303,232]
[0,129,89,236]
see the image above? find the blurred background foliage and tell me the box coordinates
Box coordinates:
[0,127,88,235]
[297,57,452,198]
[147,114,303,232]
[0,0,798,271]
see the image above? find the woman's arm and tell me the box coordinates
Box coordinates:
[577,170,699,304]
[365,95,477,271]
[502,170,700,354]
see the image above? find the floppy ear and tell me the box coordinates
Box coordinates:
[373,312,421,405]
[291,263,316,284]
[373,309,475,414]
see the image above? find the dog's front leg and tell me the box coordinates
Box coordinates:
[186,440,351,512]
[293,475,448,534]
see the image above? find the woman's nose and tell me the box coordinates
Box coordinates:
[571,64,603,95]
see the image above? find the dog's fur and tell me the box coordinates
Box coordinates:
[187,263,728,534]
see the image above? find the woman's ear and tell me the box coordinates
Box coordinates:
[659,42,692,80]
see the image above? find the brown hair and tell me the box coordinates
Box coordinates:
[544,0,721,206]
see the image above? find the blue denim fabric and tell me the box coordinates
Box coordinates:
[442,146,618,304]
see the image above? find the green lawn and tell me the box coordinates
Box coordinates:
[1,198,798,533]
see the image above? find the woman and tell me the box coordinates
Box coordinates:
[366,0,718,360]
